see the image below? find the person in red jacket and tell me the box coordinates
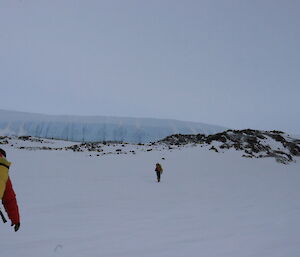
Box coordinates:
[0,148,20,232]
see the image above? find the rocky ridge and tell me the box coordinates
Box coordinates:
[158,129,300,164]
[1,129,299,164]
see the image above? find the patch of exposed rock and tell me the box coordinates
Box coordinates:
[159,129,300,164]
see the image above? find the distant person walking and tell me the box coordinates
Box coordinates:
[155,163,163,183]
[0,148,20,232]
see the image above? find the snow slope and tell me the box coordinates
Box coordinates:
[0,109,226,143]
[1,139,300,257]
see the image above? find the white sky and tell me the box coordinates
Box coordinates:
[0,0,299,133]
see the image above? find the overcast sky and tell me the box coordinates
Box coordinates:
[0,0,299,133]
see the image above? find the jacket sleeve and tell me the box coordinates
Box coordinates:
[2,176,20,224]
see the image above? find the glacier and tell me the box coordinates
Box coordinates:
[0,109,227,143]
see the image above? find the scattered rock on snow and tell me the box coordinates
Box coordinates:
[158,129,300,164]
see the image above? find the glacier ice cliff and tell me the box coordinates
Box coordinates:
[0,110,227,143]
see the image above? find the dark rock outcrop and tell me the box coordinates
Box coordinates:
[159,129,300,164]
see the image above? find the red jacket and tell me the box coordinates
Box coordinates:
[0,153,20,224]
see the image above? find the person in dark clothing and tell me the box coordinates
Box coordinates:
[155,163,163,182]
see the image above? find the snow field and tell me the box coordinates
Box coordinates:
[1,145,300,257]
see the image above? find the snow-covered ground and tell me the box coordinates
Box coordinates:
[1,139,300,257]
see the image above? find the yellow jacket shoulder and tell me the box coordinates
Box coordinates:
[0,157,11,199]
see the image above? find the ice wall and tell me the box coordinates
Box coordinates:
[0,110,226,143]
